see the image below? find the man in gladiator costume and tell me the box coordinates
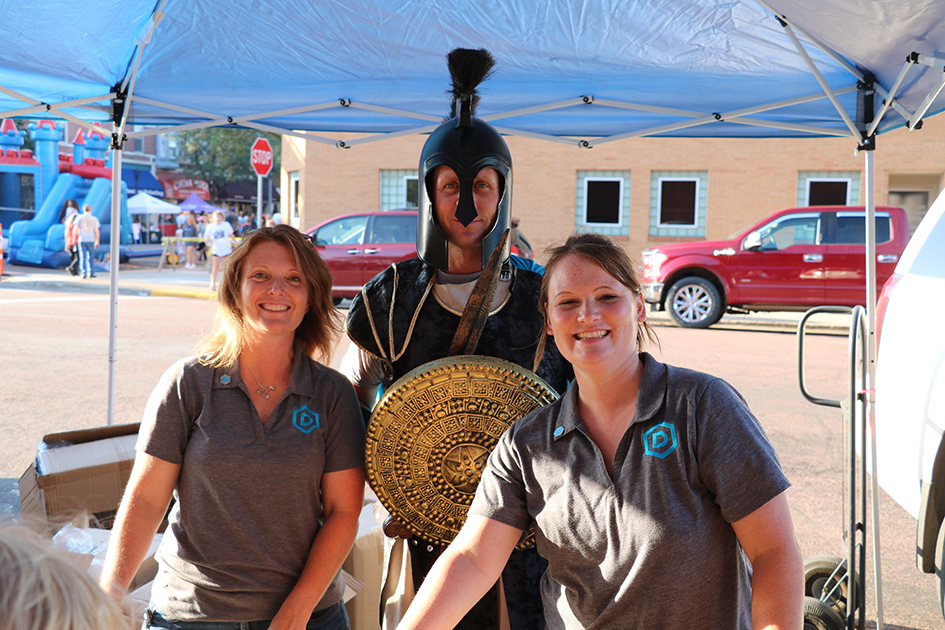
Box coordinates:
[341,49,571,629]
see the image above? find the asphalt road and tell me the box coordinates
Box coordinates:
[0,284,937,629]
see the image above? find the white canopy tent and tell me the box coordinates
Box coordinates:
[127,192,181,243]
[126,191,180,214]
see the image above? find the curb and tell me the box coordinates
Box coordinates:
[150,287,217,300]
[0,276,216,300]
[2,268,852,333]
[645,311,850,334]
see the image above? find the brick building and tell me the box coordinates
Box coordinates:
[281,115,944,262]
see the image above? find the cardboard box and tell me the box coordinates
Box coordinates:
[19,423,140,533]
[86,527,163,591]
[342,501,385,630]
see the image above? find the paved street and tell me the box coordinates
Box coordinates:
[0,254,933,629]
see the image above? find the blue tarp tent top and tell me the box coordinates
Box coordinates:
[121,168,165,197]
[2,0,945,148]
[4,0,944,431]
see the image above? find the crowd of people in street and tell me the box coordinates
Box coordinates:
[59,198,286,285]
[18,48,803,630]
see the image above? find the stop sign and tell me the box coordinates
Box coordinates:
[250,137,274,177]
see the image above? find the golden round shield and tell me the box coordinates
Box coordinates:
[365,355,558,547]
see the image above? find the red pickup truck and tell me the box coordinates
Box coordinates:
[640,205,909,328]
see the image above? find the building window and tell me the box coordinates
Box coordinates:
[405,176,419,208]
[380,170,418,210]
[808,180,848,205]
[657,178,699,226]
[584,179,622,225]
[18,173,35,211]
[165,135,180,159]
[649,171,707,238]
[289,171,300,228]
[798,171,860,206]
[129,125,144,153]
[575,171,630,236]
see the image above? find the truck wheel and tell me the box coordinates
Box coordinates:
[803,597,844,630]
[666,277,723,328]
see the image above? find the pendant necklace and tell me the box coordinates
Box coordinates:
[244,363,290,400]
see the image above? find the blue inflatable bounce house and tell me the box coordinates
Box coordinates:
[0,119,131,268]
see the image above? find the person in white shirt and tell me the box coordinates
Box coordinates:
[204,210,235,290]
[75,204,100,279]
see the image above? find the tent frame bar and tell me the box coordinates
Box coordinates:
[47,85,860,150]
[909,73,945,131]
[756,0,915,125]
[868,59,915,137]
[775,16,860,139]
[2,3,944,152]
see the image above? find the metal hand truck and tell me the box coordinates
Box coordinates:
[797,305,884,630]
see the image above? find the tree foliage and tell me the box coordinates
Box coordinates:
[175,127,281,201]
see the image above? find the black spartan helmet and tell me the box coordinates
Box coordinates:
[417,48,512,271]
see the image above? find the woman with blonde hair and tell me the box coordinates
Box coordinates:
[0,526,129,630]
[100,224,365,630]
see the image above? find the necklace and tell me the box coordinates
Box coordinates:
[244,363,291,400]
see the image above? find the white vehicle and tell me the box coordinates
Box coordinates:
[874,189,945,615]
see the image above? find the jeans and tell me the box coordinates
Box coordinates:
[78,241,96,277]
[143,602,350,630]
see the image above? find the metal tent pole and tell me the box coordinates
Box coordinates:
[101,3,164,424]
[107,144,122,426]
[863,148,885,630]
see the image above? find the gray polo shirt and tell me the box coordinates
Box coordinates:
[138,350,364,622]
[470,353,789,629]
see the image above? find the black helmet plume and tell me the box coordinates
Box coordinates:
[447,48,496,124]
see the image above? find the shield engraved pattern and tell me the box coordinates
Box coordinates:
[365,355,558,546]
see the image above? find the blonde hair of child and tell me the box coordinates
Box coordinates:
[0,526,129,630]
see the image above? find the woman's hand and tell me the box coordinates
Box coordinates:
[99,453,179,600]
[397,515,521,630]
[382,515,413,539]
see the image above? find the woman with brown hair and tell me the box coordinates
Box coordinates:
[63,212,80,276]
[58,198,79,223]
[100,225,365,630]
[398,232,803,630]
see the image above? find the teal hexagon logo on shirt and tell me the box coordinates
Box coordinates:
[643,422,678,459]
[293,406,320,434]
